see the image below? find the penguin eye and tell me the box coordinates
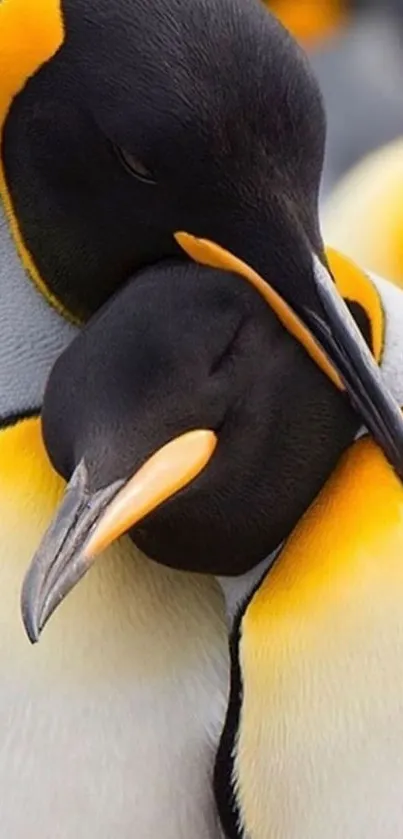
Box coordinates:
[115,146,156,184]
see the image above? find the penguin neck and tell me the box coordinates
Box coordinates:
[217,552,279,630]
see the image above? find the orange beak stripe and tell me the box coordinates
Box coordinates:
[84,429,217,559]
[175,231,343,391]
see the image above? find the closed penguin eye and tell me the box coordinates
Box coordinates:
[115,146,156,184]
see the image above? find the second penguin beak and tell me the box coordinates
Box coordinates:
[21,429,217,643]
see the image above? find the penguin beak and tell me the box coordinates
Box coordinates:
[175,233,403,479]
[21,429,217,642]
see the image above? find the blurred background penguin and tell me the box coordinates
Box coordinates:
[265,0,403,285]
[323,137,403,288]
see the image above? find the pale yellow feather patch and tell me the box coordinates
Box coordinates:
[326,246,385,363]
[236,438,403,838]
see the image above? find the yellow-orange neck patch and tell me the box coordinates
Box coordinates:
[0,414,63,507]
[0,0,63,130]
[326,246,385,363]
[0,0,77,323]
[268,0,348,46]
[236,430,403,839]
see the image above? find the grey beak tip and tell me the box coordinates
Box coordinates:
[19,462,122,647]
[27,631,40,646]
[21,606,41,645]
[20,566,41,644]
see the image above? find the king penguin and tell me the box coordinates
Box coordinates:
[0,3,229,837]
[22,247,403,839]
[211,248,403,839]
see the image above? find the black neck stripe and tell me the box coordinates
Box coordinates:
[214,565,271,839]
[0,407,41,430]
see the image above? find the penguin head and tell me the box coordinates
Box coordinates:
[20,257,361,641]
[2,0,325,321]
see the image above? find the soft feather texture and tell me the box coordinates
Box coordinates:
[237,432,403,839]
[40,260,359,577]
[0,4,321,832]
[0,190,229,838]
[220,271,403,839]
[0,418,229,838]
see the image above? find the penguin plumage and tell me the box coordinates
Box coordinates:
[20,231,403,839]
[20,238,403,839]
[0,218,230,838]
[215,269,403,839]
[21,256,359,625]
[218,442,403,839]
[0,3,229,836]
[0,407,228,839]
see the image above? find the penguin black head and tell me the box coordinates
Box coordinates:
[21,259,360,642]
[2,0,325,320]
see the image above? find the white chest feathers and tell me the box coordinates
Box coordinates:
[0,418,229,838]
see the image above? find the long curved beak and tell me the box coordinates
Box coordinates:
[21,429,217,642]
[175,233,403,479]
